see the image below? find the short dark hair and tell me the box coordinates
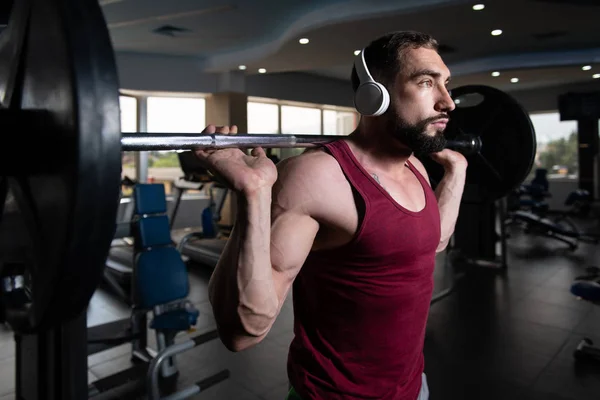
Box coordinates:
[351,31,439,92]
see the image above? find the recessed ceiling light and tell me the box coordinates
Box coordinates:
[258,68,267,74]
[491,29,503,36]
[582,65,592,71]
[492,71,500,77]
[473,4,485,11]
[511,77,519,83]
[238,65,246,70]
[354,50,361,56]
[593,73,600,79]
[299,38,309,45]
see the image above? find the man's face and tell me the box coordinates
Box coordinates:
[385,47,455,154]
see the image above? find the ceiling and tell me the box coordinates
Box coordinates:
[5,0,600,95]
[97,0,600,94]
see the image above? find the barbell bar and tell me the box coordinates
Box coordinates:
[120,132,483,154]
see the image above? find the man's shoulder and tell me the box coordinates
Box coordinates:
[273,147,348,212]
[276,147,343,184]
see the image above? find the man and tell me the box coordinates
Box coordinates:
[195,30,467,400]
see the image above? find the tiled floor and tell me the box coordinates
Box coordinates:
[1,213,600,399]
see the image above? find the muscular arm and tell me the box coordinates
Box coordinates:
[409,153,467,252]
[433,166,466,252]
[208,155,320,352]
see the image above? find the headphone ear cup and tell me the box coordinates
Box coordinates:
[354,82,389,116]
[372,82,390,116]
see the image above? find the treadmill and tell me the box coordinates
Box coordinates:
[171,151,230,269]
[101,177,139,305]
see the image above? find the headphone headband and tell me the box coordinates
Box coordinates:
[354,49,374,84]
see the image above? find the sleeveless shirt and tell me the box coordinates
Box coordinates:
[287,140,441,400]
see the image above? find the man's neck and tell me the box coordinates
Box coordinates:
[346,121,412,178]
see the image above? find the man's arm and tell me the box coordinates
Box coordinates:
[409,152,467,252]
[433,165,466,252]
[208,155,320,352]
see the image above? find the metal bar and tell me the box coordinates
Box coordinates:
[16,311,89,400]
[121,133,481,153]
[445,136,482,155]
[121,133,342,151]
[161,385,200,400]
[147,340,195,400]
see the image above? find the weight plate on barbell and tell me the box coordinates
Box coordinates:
[0,0,122,332]
[419,85,537,201]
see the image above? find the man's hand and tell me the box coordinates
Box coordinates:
[429,148,468,172]
[194,124,278,197]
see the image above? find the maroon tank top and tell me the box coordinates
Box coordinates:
[287,140,441,400]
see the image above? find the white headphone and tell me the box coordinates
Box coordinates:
[353,48,390,116]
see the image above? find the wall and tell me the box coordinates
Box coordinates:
[115,52,354,107]
[116,52,219,94]
[246,72,354,107]
[509,80,600,114]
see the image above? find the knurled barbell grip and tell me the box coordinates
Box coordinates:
[120,133,482,153]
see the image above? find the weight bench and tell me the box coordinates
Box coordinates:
[131,183,229,399]
[508,210,599,250]
[570,266,600,363]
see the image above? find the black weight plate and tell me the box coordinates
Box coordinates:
[0,0,122,331]
[419,85,537,201]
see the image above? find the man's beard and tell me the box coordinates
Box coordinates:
[387,113,448,154]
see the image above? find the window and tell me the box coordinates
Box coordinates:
[323,110,357,136]
[146,96,206,194]
[248,102,279,134]
[530,112,578,180]
[280,105,322,159]
[119,95,137,196]
[246,99,358,161]
[147,97,206,133]
[120,95,137,133]
[281,105,321,134]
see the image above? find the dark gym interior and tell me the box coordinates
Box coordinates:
[3,0,600,399]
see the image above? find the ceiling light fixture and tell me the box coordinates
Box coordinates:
[582,65,592,71]
[299,38,309,44]
[511,78,519,83]
[593,74,600,79]
[258,68,267,74]
[491,29,503,36]
[238,65,246,70]
[472,4,485,11]
[354,50,361,56]
[492,71,500,77]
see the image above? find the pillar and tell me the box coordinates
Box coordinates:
[205,91,248,133]
[577,118,599,197]
[205,71,248,226]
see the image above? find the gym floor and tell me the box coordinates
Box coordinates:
[1,217,600,399]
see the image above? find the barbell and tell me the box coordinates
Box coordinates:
[119,132,482,153]
[0,0,536,333]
